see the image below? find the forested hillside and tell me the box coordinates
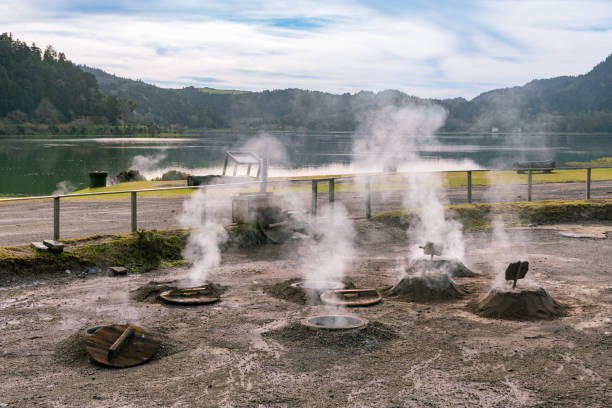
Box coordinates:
[440,55,612,132]
[87,55,612,133]
[2,32,611,134]
[0,33,131,132]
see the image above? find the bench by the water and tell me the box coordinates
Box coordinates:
[512,160,556,174]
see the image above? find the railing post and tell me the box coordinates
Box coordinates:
[311,180,318,216]
[131,191,137,232]
[365,177,372,218]
[527,170,533,202]
[201,187,207,223]
[467,170,472,204]
[586,168,591,200]
[259,158,269,193]
[328,178,335,208]
[53,196,60,240]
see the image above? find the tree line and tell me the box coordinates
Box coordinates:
[0,33,132,133]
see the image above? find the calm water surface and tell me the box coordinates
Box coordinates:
[1,132,611,196]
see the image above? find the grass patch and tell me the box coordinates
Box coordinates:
[565,157,612,167]
[373,199,612,231]
[0,223,272,278]
[69,180,194,199]
[198,87,249,95]
[0,230,188,278]
[45,167,612,202]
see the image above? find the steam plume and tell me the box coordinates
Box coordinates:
[178,189,228,286]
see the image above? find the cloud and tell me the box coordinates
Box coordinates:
[1,0,611,99]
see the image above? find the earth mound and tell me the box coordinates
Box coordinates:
[130,280,226,303]
[408,259,477,278]
[263,278,355,305]
[474,287,566,320]
[384,272,466,302]
[263,320,398,351]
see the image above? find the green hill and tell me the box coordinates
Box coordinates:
[0,33,130,128]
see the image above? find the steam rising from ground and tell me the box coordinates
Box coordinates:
[354,104,448,172]
[300,204,355,294]
[129,152,167,174]
[354,103,466,266]
[178,189,227,286]
[238,132,288,166]
[52,180,76,195]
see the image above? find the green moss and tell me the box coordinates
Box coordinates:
[225,223,267,248]
[373,199,612,231]
[0,229,188,277]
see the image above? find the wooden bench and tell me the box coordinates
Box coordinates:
[512,160,555,174]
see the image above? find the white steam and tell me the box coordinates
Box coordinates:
[238,132,289,165]
[178,189,228,286]
[301,204,355,293]
[354,103,448,172]
[129,152,167,174]
[52,180,76,195]
[354,103,466,265]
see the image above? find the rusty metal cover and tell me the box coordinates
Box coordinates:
[158,286,220,305]
[320,288,382,307]
[86,324,159,368]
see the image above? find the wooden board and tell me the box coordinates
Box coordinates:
[86,324,159,368]
[320,288,382,307]
[159,287,220,305]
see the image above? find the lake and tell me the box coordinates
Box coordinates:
[1,132,611,196]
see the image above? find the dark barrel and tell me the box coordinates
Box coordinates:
[88,171,108,188]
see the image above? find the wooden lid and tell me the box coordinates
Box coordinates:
[158,286,220,305]
[86,324,159,368]
[320,288,382,307]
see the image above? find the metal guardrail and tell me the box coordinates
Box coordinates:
[0,166,609,240]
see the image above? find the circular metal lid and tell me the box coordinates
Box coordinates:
[301,315,368,330]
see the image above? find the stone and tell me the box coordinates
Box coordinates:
[30,242,49,252]
[42,239,64,253]
[109,266,128,276]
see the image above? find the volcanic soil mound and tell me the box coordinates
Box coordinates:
[384,272,466,302]
[474,287,566,320]
[263,278,355,305]
[130,280,226,303]
[408,259,477,278]
[263,320,398,350]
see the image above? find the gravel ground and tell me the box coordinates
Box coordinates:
[0,221,611,407]
[1,179,612,247]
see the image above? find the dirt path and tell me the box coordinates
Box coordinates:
[1,180,612,247]
[0,221,610,407]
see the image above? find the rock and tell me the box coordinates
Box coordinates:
[109,266,128,276]
[30,241,48,252]
[42,239,64,253]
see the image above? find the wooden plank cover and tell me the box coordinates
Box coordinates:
[86,324,159,368]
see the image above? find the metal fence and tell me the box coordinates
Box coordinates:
[0,166,609,241]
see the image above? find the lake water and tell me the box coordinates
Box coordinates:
[1,132,611,196]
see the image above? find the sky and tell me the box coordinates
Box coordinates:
[1,0,611,99]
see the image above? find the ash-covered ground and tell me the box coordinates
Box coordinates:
[0,220,611,407]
